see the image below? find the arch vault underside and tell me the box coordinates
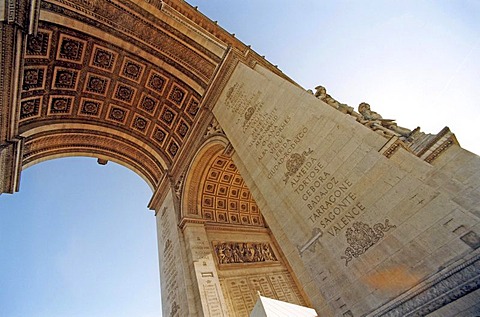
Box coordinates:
[2,1,480,317]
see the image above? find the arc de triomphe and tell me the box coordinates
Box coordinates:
[1,1,479,316]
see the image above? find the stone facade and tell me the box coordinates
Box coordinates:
[1,1,479,316]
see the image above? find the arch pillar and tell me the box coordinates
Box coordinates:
[179,219,229,316]
[152,185,229,317]
[0,0,33,194]
[153,188,202,317]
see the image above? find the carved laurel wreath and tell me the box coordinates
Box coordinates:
[283,148,313,184]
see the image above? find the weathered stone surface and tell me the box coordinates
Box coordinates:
[1,1,479,316]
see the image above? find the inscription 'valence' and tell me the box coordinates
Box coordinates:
[341,219,396,266]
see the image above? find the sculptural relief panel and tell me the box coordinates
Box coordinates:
[213,241,278,265]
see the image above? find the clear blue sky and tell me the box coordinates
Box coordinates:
[1,1,479,317]
[0,158,159,317]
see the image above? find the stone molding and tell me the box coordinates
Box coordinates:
[368,250,480,317]
[179,217,207,230]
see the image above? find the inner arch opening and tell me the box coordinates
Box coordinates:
[0,157,161,317]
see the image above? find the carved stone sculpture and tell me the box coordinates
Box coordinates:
[341,219,396,266]
[314,85,340,108]
[357,102,417,140]
[314,85,358,118]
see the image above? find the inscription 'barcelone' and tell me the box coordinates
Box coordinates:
[289,155,367,237]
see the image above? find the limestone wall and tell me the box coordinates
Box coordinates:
[156,190,200,317]
[212,62,480,316]
[206,226,307,317]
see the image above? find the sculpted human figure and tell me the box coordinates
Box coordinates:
[216,244,227,264]
[357,102,415,139]
[314,85,340,108]
[314,85,359,118]
[358,102,382,121]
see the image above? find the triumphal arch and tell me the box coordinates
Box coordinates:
[1,1,480,316]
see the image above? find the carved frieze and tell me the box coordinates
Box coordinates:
[213,241,277,265]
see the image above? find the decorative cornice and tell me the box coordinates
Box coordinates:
[424,135,457,163]
[178,217,207,230]
[205,223,269,234]
[379,137,411,159]
[369,250,480,317]
[415,127,451,157]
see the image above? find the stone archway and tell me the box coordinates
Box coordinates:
[173,138,309,316]
[2,1,480,317]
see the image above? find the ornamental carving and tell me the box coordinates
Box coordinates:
[186,98,200,118]
[213,241,277,265]
[205,119,224,137]
[26,31,50,56]
[168,85,186,106]
[23,68,45,90]
[147,72,166,93]
[160,107,176,126]
[59,38,83,60]
[176,121,189,138]
[53,69,78,89]
[173,174,185,199]
[140,95,158,113]
[341,219,396,266]
[85,74,109,95]
[91,46,116,70]
[244,106,255,121]
[283,149,313,184]
[49,97,73,114]
[79,99,101,116]
[132,116,148,132]
[168,140,179,157]
[20,98,41,119]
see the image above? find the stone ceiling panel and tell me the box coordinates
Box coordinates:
[19,23,204,167]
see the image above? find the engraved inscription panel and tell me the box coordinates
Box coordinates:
[221,271,306,317]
